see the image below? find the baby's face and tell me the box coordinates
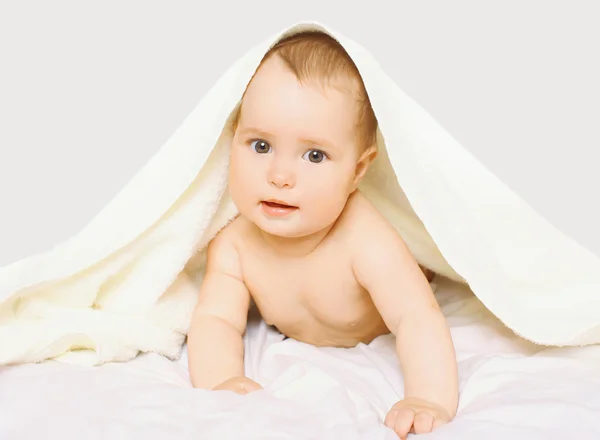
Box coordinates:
[228,55,364,238]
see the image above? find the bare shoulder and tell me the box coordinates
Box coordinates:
[205,215,248,280]
[344,191,436,282]
[342,190,403,250]
[343,190,423,274]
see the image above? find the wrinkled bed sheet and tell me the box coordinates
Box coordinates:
[1,277,599,440]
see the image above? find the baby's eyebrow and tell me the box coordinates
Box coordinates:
[299,136,338,150]
[238,126,272,138]
[239,126,337,150]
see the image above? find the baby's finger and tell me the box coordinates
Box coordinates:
[242,380,263,393]
[432,414,450,430]
[384,409,398,429]
[217,385,246,394]
[393,408,415,439]
[226,383,248,394]
[413,411,434,434]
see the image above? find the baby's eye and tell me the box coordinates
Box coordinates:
[302,149,327,163]
[249,139,271,154]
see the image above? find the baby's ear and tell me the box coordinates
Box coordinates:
[351,143,378,189]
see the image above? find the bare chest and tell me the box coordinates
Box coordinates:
[239,242,376,332]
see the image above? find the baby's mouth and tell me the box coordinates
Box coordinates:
[260,200,299,217]
[262,200,297,209]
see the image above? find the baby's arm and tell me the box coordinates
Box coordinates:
[351,214,458,435]
[187,230,254,391]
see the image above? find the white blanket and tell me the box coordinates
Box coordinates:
[2,277,599,439]
[1,20,600,367]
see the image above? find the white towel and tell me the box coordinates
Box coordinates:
[1,20,599,367]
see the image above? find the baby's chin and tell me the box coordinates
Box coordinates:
[254,216,309,238]
[251,207,326,239]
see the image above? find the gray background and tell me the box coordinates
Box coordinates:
[0,1,598,267]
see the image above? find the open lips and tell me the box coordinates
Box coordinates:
[260,199,299,217]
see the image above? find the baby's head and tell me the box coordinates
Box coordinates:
[228,30,378,238]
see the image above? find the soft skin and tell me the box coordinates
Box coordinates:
[187,54,458,439]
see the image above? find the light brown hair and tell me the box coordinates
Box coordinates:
[232,30,378,151]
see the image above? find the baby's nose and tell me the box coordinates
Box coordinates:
[268,161,296,188]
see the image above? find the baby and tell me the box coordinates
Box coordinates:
[187,31,458,439]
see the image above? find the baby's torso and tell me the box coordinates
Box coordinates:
[230,210,390,347]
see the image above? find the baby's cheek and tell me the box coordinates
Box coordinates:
[310,182,349,219]
[232,154,257,184]
[229,159,256,205]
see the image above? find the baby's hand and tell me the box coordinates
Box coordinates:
[384,397,451,439]
[212,376,263,395]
